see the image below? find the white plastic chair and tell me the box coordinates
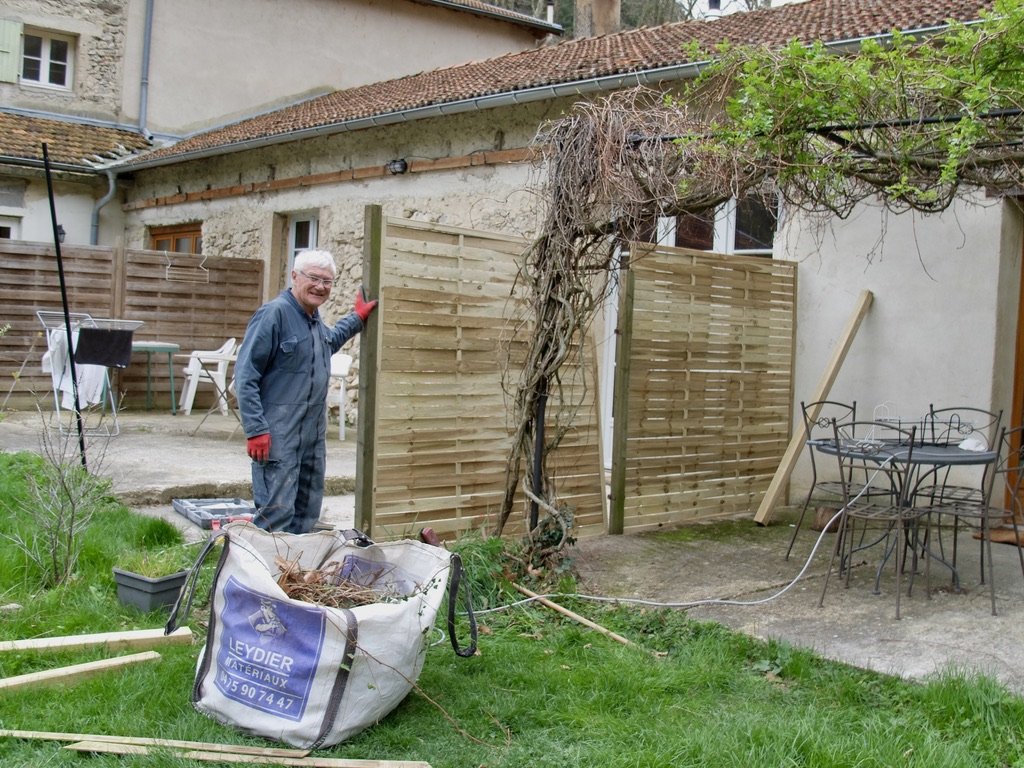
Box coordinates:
[329,353,353,440]
[178,338,237,416]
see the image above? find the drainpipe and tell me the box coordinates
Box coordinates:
[138,0,155,139]
[90,169,117,245]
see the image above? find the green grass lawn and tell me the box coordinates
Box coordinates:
[2,451,1024,767]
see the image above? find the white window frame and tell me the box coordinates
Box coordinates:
[286,213,319,286]
[714,194,779,256]
[20,28,74,90]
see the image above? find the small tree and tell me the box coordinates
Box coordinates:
[2,418,112,587]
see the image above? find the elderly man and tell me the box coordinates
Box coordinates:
[235,249,377,533]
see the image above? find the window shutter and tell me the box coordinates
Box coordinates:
[0,20,22,83]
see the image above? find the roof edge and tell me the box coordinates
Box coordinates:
[106,17,994,174]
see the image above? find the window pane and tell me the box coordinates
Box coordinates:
[734,194,777,251]
[23,34,41,58]
[151,223,202,253]
[294,220,312,249]
[0,226,12,239]
[48,61,67,86]
[49,38,68,64]
[22,35,42,81]
[674,212,714,250]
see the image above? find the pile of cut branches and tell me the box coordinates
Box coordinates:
[274,555,396,608]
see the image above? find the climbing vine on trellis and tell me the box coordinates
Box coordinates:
[497,0,1024,539]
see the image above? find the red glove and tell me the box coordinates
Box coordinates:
[247,433,271,462]
[354,288,378,324]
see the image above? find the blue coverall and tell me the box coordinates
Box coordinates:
[235,289,364,533]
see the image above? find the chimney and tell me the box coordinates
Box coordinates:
[574,0,620,37]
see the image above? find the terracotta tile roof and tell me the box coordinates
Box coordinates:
[127,0,996,168]
[0,111,152,170]
[91,0,1011,169]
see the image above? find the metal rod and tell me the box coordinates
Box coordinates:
[42,143,88,469]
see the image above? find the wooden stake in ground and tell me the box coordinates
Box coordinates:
[753,289,873,525]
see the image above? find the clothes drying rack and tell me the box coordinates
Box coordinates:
[36,310,144,437]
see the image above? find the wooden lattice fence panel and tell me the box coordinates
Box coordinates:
[116,250,262,410]
[0,241,262,411]
[1,242,118,410]
[609,243,796,533]
[362,215,605,541]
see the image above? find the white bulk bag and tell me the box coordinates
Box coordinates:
[166,523,474,749]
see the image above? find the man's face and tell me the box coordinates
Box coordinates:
[291,267,335,314]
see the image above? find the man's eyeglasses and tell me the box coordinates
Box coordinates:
[299,271,335,288]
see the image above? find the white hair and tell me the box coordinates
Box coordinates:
[293,249,337,277]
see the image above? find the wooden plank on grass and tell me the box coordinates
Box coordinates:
[66,739,432,767]
[0,627,192,654]
[0,650,160,691]
[0,729,309,758]
[753,289,873,525]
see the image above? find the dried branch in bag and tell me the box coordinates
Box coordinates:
[274,556,402,608]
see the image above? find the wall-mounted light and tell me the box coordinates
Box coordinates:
[56,225,66,243]
[386,159,409,175]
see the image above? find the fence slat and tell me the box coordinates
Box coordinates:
[0,241,262,411]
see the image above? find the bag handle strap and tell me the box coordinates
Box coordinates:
[446,552,478,657]
[164,531,227,635]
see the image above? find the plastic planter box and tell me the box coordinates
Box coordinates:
[112,567,189,612]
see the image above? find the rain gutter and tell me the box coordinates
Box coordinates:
[417,0,561,34]
[112,18,989,174]
[0,155,97,176]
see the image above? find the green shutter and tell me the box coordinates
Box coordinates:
[0,20,22,83]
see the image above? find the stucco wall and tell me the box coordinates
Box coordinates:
[3,0,547,138]
[141,0,549,135]
[9,173,113,246]
[777,193,1022,498]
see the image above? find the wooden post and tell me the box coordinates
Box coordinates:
[607,269,635,535]
[753,289,873,525]
[356,205,383,535]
